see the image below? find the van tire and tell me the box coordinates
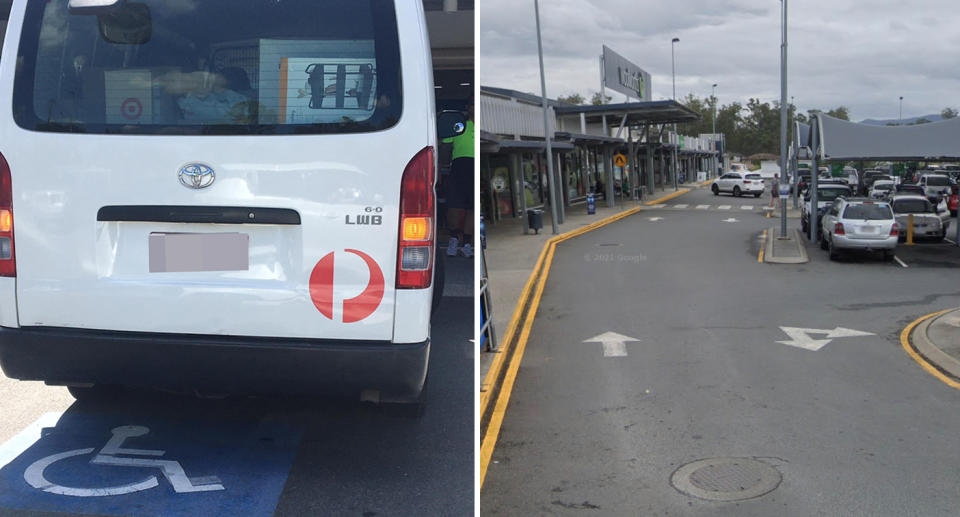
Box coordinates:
[383,377,428,418]
[67,384,121,402]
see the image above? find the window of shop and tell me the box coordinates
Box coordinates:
[482,153,514,221]
[522,152,545,208]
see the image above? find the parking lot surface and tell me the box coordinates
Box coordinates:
[0,259,474,517]
[482,187,960,516]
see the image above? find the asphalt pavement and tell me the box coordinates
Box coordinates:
[482,187,960,516]
[0,257,474,517]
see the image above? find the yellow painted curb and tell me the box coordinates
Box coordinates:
[900,309,960,390]
[758,229,767,263]
[644,188,691,206]
[699,178,716,187]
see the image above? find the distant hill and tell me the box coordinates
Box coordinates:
[859,114,943,126]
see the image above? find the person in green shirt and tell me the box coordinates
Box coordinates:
[442,96,475,258]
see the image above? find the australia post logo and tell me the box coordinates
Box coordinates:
[309,249,385,323]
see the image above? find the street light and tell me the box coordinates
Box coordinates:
[712,83,718,180]
[534,0,559,234]
[779,0,788,238]
[671,37,679,191]
[899,96,903,125]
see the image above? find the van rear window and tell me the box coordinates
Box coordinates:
[13,0,402,135]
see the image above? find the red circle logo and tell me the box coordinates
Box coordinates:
[309,249,385,323]
[121,98,143,120]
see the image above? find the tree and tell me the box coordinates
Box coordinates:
[911,117,932,125]
[590,92,612,105]
[825,106,850,120]
[556,93,585,105]
[942,107,958,119]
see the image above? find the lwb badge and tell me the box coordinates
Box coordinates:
[178,163,216,189]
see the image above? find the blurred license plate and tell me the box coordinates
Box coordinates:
[149,232,249,272]
[862,226,877,233]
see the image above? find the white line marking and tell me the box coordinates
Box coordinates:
[741,205,753,210]
[648,217,664,221]
[651,204,666,208]
[894,255,908,268]
[0,412,63,469]
[672,204,688,209]
[718,205,731,210]
[696,205,710,210]
[945,238,957,244]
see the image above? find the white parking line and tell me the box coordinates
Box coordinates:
[718,205,731,210]
[945,237,957,245]
[0,412,63,469]
[740,205,753,210]
[696,205,710,210]
[894,256,909,268]
[673,204,688,209]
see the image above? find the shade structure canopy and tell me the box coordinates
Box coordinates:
[554,100,701,127]
[811,113,960,161]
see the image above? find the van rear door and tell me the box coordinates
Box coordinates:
[5,0,434,341]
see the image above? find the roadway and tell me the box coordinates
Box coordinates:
[482,187,960,516]
[0,257,474,517]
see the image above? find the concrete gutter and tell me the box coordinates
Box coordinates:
[908,309,960,382]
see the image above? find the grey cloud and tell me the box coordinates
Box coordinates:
[478,0,960,120]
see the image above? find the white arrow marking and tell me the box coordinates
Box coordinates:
[648,217,664,222]
[777,326,875,351]
[584,331,640,357]
[722,218,739,223]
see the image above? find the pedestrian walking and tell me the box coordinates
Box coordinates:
[442,96,475,258]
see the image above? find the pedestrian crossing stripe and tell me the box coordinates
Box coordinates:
[718,205,731,210]
[651,204,666,208]
[673,204,688,209]
[741,206,753,210]
[696,205,709,209]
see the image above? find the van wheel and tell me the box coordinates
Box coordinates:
[431,248,445,317]
[67,384,121,402]
[383,377,428,418]
[733,186,741,197]
[712,184,719,196]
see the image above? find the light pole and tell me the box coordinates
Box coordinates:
[779,0,788,238]
[534,0,559,234]
[899,96,903,125]
[671,37,679,190]
[712,83,718,180]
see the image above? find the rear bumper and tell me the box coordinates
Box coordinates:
[832,234,898,250]
[0,326,429,400]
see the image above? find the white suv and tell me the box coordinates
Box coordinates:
[819,198,898,261]
[712,172,765,197]
[0,0,464,411]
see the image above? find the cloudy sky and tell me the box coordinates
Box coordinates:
[478,0,960,122]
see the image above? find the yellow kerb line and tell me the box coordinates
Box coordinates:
[900,309,960,390]
[758,229,767,263]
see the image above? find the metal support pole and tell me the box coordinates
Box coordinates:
[779,0,788,238]
[810,117,820,242]
[534,0,559,235]
[605,147,615,207]
[556,151,565,224]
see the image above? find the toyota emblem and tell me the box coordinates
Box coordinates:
[178,163,215,189]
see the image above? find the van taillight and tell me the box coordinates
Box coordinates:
[396,146,434,289]
[0,153,13,277]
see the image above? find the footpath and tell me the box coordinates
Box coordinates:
[904,308,960,389]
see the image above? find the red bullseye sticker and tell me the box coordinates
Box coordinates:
[309,249,385,323]
[121,98,143,120]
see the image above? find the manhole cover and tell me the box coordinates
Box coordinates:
[671,458,781,502]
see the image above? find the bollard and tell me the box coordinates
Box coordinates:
[906,213,914,246]
[586,193,596,215]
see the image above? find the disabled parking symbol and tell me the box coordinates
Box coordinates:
[25,425,224,497]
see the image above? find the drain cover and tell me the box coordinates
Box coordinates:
[671,458,781,502]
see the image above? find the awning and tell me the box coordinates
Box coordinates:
[554,132,625,145]
[554,100,701,127]
[494,139,575,152]
[813,114,960,161]
[480,130,501,153]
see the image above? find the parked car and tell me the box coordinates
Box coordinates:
[819,198,898,261]
[861,171,888,194]
[712,172,765,197]
[917,174,955,201]
[889,194,947,242]
[801,184,851,234]
[895,184,926,196]
[869,179,895,199]
[0,0,465,413]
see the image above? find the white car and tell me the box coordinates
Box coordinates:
[712,172,765,197]
[0,0,464,411]
[917,174,955,200]
[870,180,895,199]
[819,198,899,261]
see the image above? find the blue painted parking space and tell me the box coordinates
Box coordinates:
[0,410,302,517]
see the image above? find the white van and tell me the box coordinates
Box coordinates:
[0,0,465,412]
